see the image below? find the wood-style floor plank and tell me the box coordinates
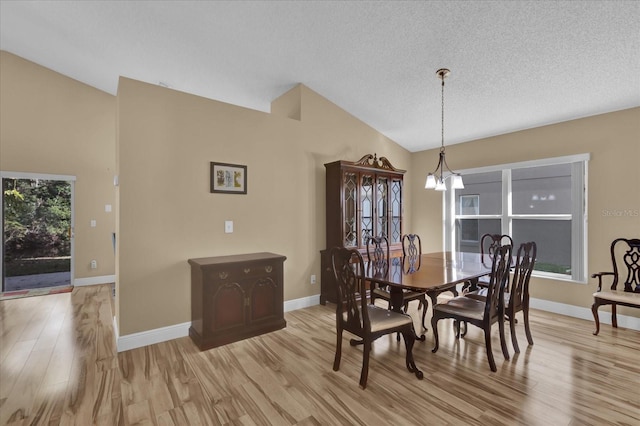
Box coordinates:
[1,284,639,425]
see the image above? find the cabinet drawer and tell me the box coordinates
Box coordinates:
[204,262,278,282]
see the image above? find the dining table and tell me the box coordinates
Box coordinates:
[363,251,494,339]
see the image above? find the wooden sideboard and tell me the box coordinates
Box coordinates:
[188,252,286,350]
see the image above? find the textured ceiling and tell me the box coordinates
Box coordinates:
[1,1,639,152]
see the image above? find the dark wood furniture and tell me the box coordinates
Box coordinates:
[467,241,537,353]
[402,233,422,257]
[378,252,491,309]
[188,252,286,350]
[370,234,428,333]
[431,244,513,372]
[330,247,423,389]
[320,154,405,305]
[591,238,640,335]
[363,251,495,344]
[475,233,514,288]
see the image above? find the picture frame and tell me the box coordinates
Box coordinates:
[460,194,479,215]
[210,162,247,194]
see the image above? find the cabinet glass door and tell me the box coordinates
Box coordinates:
[360,174,374,246]
[376,176,389,240]
[390,178,402,244]
[343,172,358,247]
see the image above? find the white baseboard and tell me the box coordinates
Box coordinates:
[116,294,321,352]
[74,275,116,287]
[284,294,320,312]
[530,297,640,331]
[117,321,191,352]
[115,294,639,352]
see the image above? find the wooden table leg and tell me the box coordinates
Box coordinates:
[389,286,425,341]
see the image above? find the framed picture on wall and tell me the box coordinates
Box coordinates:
[210,162,247,194]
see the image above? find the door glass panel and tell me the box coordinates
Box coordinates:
[376,176,388,240]
[343,172,358,247]
[360,174,374,246]
[2,178,72,292]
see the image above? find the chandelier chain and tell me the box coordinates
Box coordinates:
[441,76,445,153]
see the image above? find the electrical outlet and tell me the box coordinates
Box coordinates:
[310,274,316,284]
[90,260,97,269]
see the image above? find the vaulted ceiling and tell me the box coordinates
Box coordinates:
[1,1,638,152]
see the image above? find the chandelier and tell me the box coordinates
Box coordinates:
[425,68,464,191]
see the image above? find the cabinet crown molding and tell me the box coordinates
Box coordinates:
[352,153,404,173]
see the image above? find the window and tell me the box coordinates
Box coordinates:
[444,154,589,282]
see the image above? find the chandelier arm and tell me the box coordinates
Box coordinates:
[441,152,456,176]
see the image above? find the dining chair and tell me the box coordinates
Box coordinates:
[367,235,391,307]
[475,233,514,288]
[591,238,640,335]
[402,233,422,258]
[466,241,537,353]
[369,235,428,333]
[431,244,513,372]
[330,247,423,389]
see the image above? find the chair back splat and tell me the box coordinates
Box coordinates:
[367,235,389,273]
[466,233,514,291]
[507,241,536,351]
[333,248,368,335]
[610,238,640,292]
[402,234,422,257]
[330,247,423,388]
[481,233,514,263]
[484,245,512,323]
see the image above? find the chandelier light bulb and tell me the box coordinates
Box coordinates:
[425,174,437,189]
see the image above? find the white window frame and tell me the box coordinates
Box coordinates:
[443,153,589,283]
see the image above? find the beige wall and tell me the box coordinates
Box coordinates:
[3,49,638,336]
[116,78,410,335]
[410,107,640,317]
[0,51,116,281]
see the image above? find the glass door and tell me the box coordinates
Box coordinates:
[1,172,74,292]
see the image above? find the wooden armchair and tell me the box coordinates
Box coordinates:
[591,238,640,335]
[330,247,423,389]
[431,244,513,372]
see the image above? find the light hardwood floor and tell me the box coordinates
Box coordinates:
[1,284,639,425]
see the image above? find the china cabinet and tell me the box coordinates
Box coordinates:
[320,154,405,304]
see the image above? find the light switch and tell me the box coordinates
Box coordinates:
[90,220,96,227]
[225,220,233,233]
[105,204,112,212]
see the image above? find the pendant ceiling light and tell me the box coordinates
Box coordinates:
[425,68,464,191]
